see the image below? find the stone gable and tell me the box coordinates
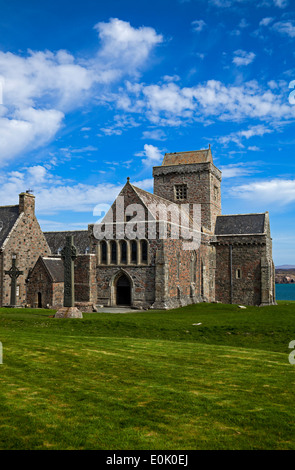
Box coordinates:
[0,147,276,309]
[0,193,50,307]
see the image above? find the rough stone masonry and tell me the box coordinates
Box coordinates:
[0,147,276,309]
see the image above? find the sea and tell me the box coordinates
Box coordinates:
[275,284,295,301]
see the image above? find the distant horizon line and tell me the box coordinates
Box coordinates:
[276,265,295,269]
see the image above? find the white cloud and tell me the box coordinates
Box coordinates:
[195,52,205,60]
[0,108,64,165]
[190,81,288,120]
[209,0,235,6]
[0,48,94,165]
[0,18,163,165]
[259,17,274,27]
[99,114,141,136]
[273,0,288,7]
[191,20,207,33]
[143,83,195,115]
[0,164,153,215]
[132,178,154,190]
[112,78,295,127]
[38,219,90,231]
[272,21,295,37]
[27,165,47,182]
[191,80,294,121]
[233,50,256,66]
[100,127,123,136]
[267,80,278,89]
[94,18,163,78]
[142,129,167,140]
[0,49,94,111]
[232,179,295,206]
[162,75,181,82]
[220,163,256,178]
[135,144,164,166]
[218,125,272,147]
[248,146,260,151]
[209,0,287,6]
[239,19,249,28]
[35,183,123,213]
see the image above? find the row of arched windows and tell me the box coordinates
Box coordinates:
[98,239,149,265]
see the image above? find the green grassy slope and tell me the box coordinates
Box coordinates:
[0,302,294,450]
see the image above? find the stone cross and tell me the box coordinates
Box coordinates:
[61,235,77,308]
[54,235,82,318]
[5,256,23,307]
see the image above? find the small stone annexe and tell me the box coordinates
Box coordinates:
[0,148,276,310]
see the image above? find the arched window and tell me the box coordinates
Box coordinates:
[110,241,117,264]
[131,240,137,264]
[101,241,107,264]
[120,240,127,264]
[141,240,148,263]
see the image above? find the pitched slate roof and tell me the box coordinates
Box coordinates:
[161,148,212,166]
[0,205,20,248]
[42,257,64,282]
[215,214,266,235]
[43,230,89,255]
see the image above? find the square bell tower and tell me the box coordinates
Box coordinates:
[153,146,222,233]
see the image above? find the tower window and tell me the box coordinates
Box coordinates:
[174,184,187,201]
[236,268,242,279]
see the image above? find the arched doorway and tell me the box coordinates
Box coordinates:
[116,274,131,306]
[38,292,42,308]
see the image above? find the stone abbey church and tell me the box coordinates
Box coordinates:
[0,148,276,310]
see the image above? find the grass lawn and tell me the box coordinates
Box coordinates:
[0,301,295,450]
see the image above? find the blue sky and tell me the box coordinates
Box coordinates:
[0,0,294,265]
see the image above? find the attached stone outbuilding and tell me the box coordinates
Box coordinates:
[0,192,50,307]
[26,256,64,309]
[27,252,98,311]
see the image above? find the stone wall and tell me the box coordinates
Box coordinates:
[27,254,97,309]
[153,162,222,233]
[26,258,52,307]
[26,257,64,309]
[96,265,156,308]
[214,235,269,306]
[74,254,97,302]
[154,237,206,309]
[1,193,50,307]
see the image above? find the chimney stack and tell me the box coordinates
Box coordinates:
[19,191,35,216]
